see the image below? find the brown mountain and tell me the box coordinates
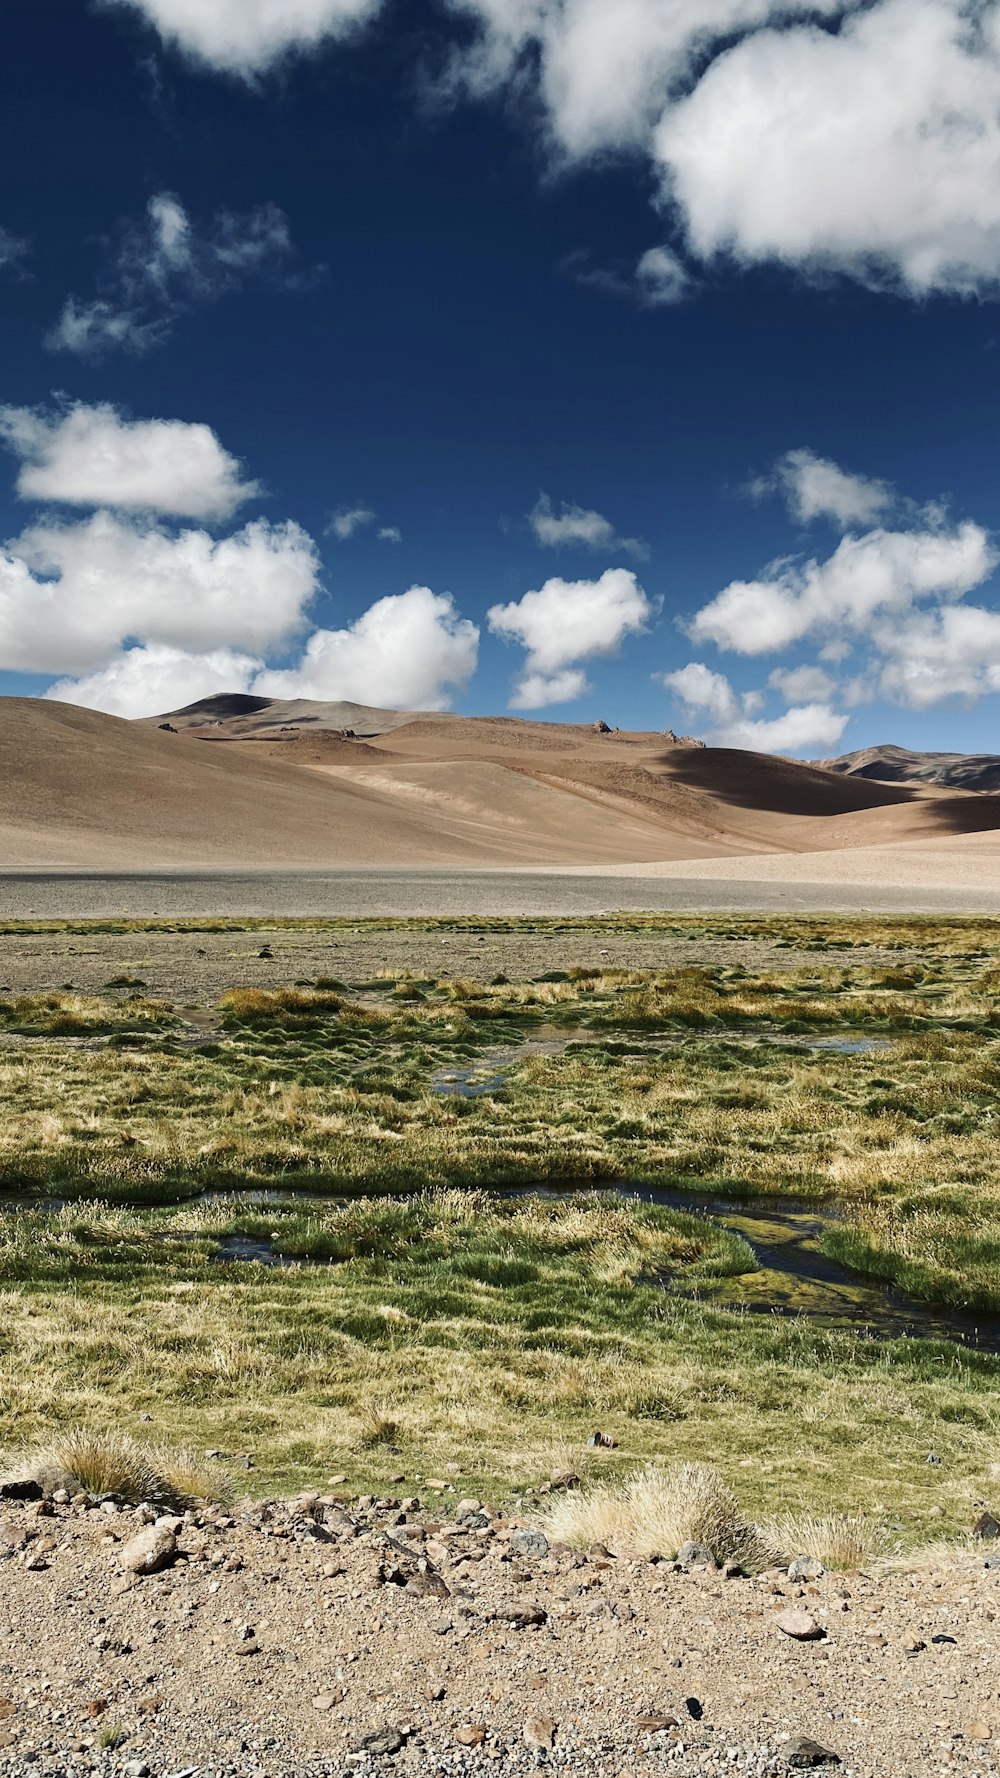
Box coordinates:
[820,743,1000,793]
[2,695,999,870]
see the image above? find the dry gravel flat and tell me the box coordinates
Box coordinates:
[1,1488,999,1778]
[4,869,1000,921]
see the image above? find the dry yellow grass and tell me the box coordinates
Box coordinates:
[540,1461,764,1567]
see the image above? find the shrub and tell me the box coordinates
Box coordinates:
[540,1461,763,1567]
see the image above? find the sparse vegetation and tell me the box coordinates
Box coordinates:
[1,915,1000,1537]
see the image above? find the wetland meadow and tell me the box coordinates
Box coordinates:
[3,912,1000,1551]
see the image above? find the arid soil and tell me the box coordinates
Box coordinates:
[0,923,941,1007]
[4,697,1000,879]
[2,1484,999,1778]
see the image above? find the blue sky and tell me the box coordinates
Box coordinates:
[3,0,1000,755]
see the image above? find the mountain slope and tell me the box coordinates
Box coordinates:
[3,697,999,870]
[820,743,1000,793]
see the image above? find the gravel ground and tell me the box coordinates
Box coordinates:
[3,869,1000,920]
[0,925,941,1006]
[1,1485,998,1778]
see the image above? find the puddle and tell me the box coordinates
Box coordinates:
[213,1232,294,1267]
[430,1029,893,1098]
[603,1184,1000,1352]
[5,1170,996,1352]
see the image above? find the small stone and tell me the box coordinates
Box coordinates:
[455,1498,482,1518]
[637,1713,679,1733]
[902,1633,926,1653]
[455,1724,486,1747]
[495,1600,547,1627]
[405,1570,450,1600]
[425,1478,447,1491]
[119,1522,177,1576]
[775,1609,825,1641]
[0,1701,13,1721]
[0,1481,41,1502]
[424,1684,446,1702]
[312,1691,345,1712]
[523,1716,557,1752]
[788,1556,825,1582]
[785,1736,841,1769]
[510,1528,550,1561]
[967,1721,992,1742]
[353,1727,405,1757]
[676,1540,715,1569]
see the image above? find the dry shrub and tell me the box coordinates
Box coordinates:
[11,1430,228,1508]
[155,1448,232,1507]
[356,1400,399,1449]
[760,1511,890,1572]
[540,1461,763,1567]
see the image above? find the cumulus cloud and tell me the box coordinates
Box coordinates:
[662,661,847,754]
[47,643,261,720]
[255,586,479,710]
[762,449,893,529]
[378,526,403,543]
[442,0,1000,301]
[657,0,1000,298]
[0,513,318,675]
[488,566,651,707]
[48,192,298,357]
[101,0,383,76]
[0,403,257,521]
[327,506,376,540]
[443,0,849,161]
[529,494,647,559]
[688,521,996,655]
[768,663,838,703]
[871,604,1000,708]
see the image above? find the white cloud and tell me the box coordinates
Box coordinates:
[529,494,647,558]
[689,521,996,655]
[443,0,849,161]
[255,586,479,710]
[48,193,297,358]
[48,643,261,720]
[488,566,651,707]
[663,660,847,754]
[0,513,317,674]
[660,661,740,725]
[328,506,376,540]
[444,0,1000,301]
[657,0,1000,298]
[0,403,257,522]
[871,604,1000,709]
[635,245,690,307]
[0,227,29,277]
[378,526,403,543]
[101,0,383,75]
[768,663,837,703]
[767,449,893,529]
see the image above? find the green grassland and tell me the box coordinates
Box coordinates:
[1,914,1000,1534]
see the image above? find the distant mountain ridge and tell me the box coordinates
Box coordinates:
[820,744,1000,793]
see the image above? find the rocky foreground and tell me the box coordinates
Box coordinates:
[1,1481,999,1778]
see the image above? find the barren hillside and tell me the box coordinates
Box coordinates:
[2,695,999,870]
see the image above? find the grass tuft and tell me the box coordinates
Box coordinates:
[540,1461,764,1567]
[760,1511,890,1571]
[11,1430,228,1508]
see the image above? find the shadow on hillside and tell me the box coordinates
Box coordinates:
[658,748,1000,832]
